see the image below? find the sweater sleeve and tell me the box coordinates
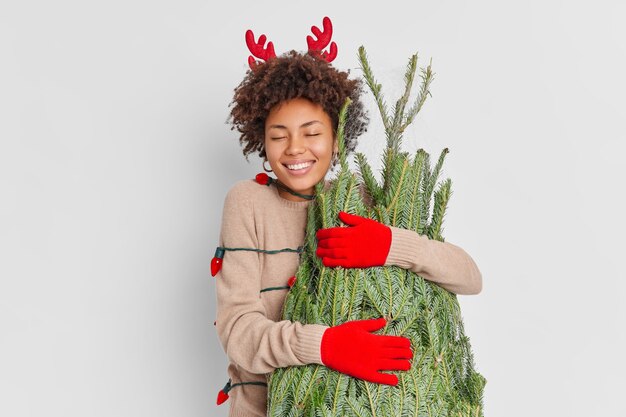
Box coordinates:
[215,184,329,375]
[384,226,483,295]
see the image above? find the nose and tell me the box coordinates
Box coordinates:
[285,134,306,155]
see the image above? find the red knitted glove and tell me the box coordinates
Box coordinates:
[316,211,392,268]
[320,317,413,386]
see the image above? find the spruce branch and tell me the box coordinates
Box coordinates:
[431,147,449,189]
[428,178,452,241]
[354,152,384,206]
[358,46,391,132]
[336,97,352,170]
[402,58,435,131]
[392,52,419,135]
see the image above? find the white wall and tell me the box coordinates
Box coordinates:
[1,1,625,416]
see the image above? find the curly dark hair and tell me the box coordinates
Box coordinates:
[227,50,369,165]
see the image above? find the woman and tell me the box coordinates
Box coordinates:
[214,24,482,417]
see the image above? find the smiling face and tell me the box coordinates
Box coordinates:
[264,97,338,202]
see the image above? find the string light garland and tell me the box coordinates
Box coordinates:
[211,246,303,277]
[216,379,268,405]
[213,174,306,404]
[259,276,297,293]
[255,173,315,200]
[210,173,313,277]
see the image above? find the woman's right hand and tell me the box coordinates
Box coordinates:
[320,317,413,386]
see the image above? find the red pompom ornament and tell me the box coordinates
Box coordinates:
[211,247,225,277]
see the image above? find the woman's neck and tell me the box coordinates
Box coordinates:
[274,180,316,201]
[277,187,313,202]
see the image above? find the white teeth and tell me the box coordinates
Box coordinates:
[286,161,313,170]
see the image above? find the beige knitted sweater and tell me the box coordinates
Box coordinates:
[214,178,482,417]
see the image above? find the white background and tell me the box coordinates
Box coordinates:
[2,1,625,416]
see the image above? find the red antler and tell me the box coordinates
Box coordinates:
[306,16,337,62]
[245,29,276,70]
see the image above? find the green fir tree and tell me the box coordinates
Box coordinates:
[267,46,486,417]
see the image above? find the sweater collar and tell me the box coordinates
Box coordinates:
[270,183,313,210]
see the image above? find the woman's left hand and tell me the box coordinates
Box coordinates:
[315,211,392,268]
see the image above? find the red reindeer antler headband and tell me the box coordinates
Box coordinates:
[245,16,338,70]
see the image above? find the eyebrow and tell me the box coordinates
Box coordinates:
[268,120,323,129]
